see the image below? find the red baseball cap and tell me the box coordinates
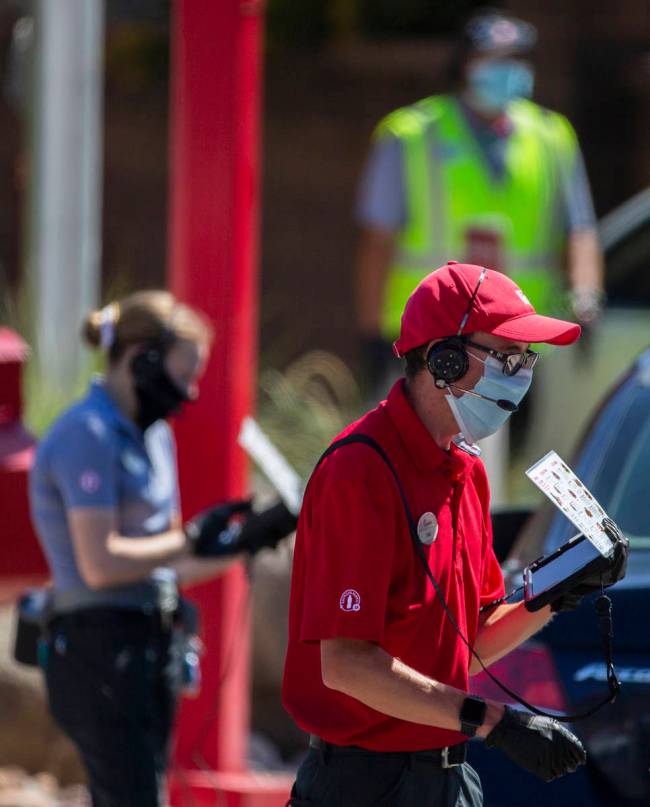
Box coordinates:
[393,262,581,357]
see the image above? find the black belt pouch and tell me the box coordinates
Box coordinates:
[13,589,51,667]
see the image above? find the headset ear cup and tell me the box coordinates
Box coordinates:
[131,330,175,380]
[426,338,469,386]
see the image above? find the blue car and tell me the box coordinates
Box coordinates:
[468,346,650,806]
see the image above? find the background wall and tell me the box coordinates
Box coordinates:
[0,0,648,371]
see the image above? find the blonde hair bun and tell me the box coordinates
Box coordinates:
[82,291,212,359]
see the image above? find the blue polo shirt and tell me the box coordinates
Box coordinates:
[29,379,179,593]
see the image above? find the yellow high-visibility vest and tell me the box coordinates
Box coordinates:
[377,95,578,339]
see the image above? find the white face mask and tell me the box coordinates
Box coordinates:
[445,354,533,444]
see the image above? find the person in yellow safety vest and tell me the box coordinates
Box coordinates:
[356,8,605,394]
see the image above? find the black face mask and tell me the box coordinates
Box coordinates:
[131,348,190,431]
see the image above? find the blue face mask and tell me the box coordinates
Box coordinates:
[467,60,534,114]
[445,355,533,445]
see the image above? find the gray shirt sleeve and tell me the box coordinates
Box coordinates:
[48,413,119,510]
[559,145,597,233]
[356,135,407,231]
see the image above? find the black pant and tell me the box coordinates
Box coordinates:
[287,747,483,807]
[44,608,184,807]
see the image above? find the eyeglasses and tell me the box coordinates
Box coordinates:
[463,338,539,376]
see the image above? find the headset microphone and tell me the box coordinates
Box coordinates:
[445,383,519,412]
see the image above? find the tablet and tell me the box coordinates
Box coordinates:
[523,534,613,612]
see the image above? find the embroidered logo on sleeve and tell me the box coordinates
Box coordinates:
[79,470,101,494]
[339,589,361,612]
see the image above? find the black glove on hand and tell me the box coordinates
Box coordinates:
[185,500,297,558]
[185,499,253,557]
[550,591,585,613]
[597,518,629,587]
[550,519,629,612]
[237,502,298,556]
[485,706,586,782]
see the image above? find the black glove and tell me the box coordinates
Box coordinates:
[550,591,585,613]
[185,500,297,558]
[184,499,252,557]
[485,706,586,782]
[550,519,629,612]
[593,518,629,588]
[237,501,298,555]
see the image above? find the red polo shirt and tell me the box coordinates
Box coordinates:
[282,379,504,751]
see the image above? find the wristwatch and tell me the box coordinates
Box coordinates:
[459,695,487,737]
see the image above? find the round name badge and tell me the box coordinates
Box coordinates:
[417,512,439,546]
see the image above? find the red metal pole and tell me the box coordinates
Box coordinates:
[168,0,265,774]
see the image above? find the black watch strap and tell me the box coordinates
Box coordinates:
[459,695,487,737]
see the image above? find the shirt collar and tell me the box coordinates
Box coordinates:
[87,377,143,443]
[384,379,477,481]
[458,97,513,139]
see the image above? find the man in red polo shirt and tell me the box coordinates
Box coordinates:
[283,262,587,806]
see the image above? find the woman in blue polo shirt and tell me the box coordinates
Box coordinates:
[30,290,296,807]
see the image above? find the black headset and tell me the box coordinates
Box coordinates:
[130,330,176,383]
[426,267,487,389]
[131,346,164,381]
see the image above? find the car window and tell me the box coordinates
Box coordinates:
[606,221,650,307]
[602,187,650,307]
[542,380,650,555]
[606,412,650,546]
